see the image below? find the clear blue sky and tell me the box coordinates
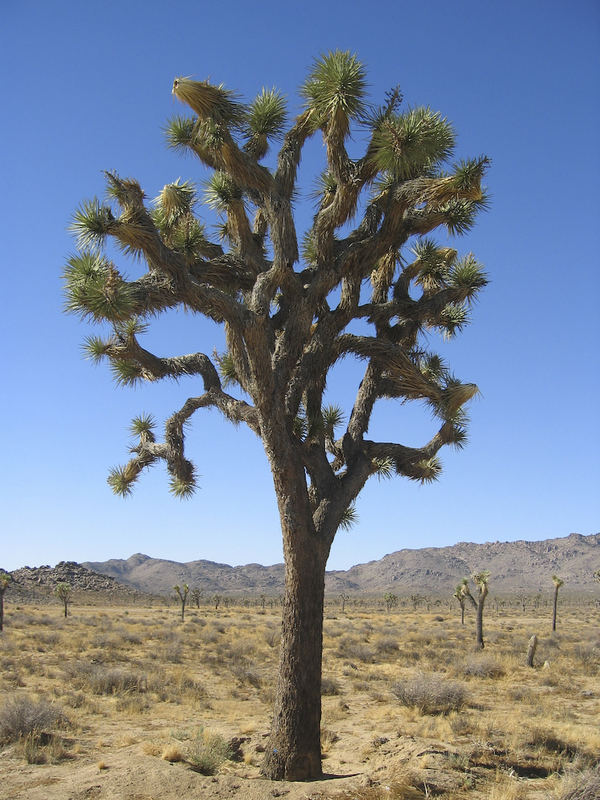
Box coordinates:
[1,0,598,572]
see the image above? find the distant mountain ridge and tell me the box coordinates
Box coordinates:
[82,532,600,597]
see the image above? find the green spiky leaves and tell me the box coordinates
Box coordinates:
[154,179,196,226]
[408,456,443,484]
[83,335,112,363]
[70,199,115,250]
[244,88,287,159]
[338,504,358,532]
[322,405,344,437]
[107,465,137,497]
[204,171,244,213]
[449,254,489,299]
[302,50,367,133]
[129,413,156,439]
[215,350,239,388]
[371,107,456,179]
[169,473,197,499]
[63,253,135,322]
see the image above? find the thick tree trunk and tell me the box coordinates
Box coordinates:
[262,538,327,780]
[552,587,558,632]
[476,601,484,649]
[259,429,330,781]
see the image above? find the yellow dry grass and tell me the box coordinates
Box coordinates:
[0,598,598,799]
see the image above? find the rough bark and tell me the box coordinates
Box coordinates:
[527,634,538,667]
[261,536,327,780]
[552,586,559,632]
[476,599,485,649]
[261,438,330,781]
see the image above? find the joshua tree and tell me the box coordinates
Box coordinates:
[0,573,10,632]
[551,574,564,632]
[339,593,349,613]
[383,592,398,613]
[461,571,490,649]
[54,582,72,618]
[174,583,189,621]
[213,594,222,611]
[64,51,489,780]
[190,587,203,608]
[453,578,468,624]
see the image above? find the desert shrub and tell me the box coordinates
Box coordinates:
[164,643,183,663]
[0,696,69,743]
[392,672,467,714]
[186,728,232,775]
[461,654,505,678]
[321,677,341,695]
[321,727,339,752]
[170,670,207,700]
[336,636,375,662]
[231,664,262,688]
[374,636,399,656]
[115,695,151,713]
[574,643,599,674]
[556,764,600,800]
[19,730,70,764]
[64,663,148,694]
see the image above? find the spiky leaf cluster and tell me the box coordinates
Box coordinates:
[370,107,455,179]
[302,50,367,132]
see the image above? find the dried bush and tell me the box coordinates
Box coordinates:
[461,654,505,678]
[556,765,600,800]
[392,673,467,715]
[64,663,148,694]
[0,696,69,743]
[186,728,232,775]
[335,636,375,663]
[321,677,341,695]
[374,636,399,656]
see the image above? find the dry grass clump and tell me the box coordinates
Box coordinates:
[321,676,341,695]
[64,662,149,695]
[460,653,505,678]
[182,727,233,775]
[392,672,467,715]
[0,696,72,764]
[555,764,600,800]
[0,695,69,743]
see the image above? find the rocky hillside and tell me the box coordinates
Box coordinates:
[82,532,600,597]
[5,561,149,604]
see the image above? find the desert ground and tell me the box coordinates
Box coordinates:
[0,597,598,800]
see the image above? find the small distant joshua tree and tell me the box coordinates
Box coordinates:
[190,587,203,608]
[339,593,349,613]
[54,582,72,618]
[384,592,398,613]
[174,583,189,621]
[213,594,222,611]
[453,578,468,624]
[551,574,564,632]
[0,572,11,632]
[461,571,490,649]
